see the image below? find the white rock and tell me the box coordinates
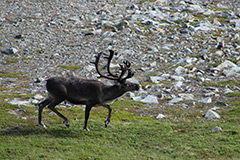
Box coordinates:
[175,66,186,75]
[8,98,30,106]
[198,97,212,103]
[30,99,39,104]
[33,94,44,100]
[212,126,222,131]
[168,98,183,104]
[216,60,238,70]
[205,110,220,119]
[132,96,143,101]
[224,88,234,94]
[178,93,194,100]
[2,48,18,54]
[171,81,183,88]
[156,114,166,119]
[171,75,185,81]
[140,95,159,104]
[215,50,223,56]
[223,66,240,77]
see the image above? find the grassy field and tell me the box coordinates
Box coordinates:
[0,96,240,160]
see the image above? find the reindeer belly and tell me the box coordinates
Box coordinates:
[66,97,88,105]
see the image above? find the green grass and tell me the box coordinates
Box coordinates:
[6,58,19,64]
[0,97,240,159]
[203,80,240,87]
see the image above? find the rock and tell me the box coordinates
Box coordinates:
[171,81,183,88]
[125,92,135,98]
[140,95,159,104]
[224,88,234,94]
[205,110,220,119]
[2,48,19,54]
[178,93,194,100]
[148,76,165,83]
[171,75,185,81]
[216,60,237,70]
[212,126,222,131]
[168,98,183,104]
[147,46,158,53]
[132,95,159,104]
[8,98,31,106]
[222,66,240,77]
[198,97,212,103]
[175,66,186,75]
[156,114,166,119]
[115,20,129,30]
[15,34,23,39]
[8,110,19,116]
[33,94,44,100]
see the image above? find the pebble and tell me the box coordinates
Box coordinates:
[156,114,166,119]
[212,126,222,131]
[198,97,212,104]
[205,110,220,119]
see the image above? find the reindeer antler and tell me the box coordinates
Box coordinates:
[91,50,134,82]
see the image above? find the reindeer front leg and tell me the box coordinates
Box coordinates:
[83,105,92,131]
[103,104,112,128]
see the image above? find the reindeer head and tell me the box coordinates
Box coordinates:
[91,50,140,92]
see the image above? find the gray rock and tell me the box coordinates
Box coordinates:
[168,98,183,104]
[212,126,222,131]
[171,75,185,81]
[178,93,194,100]
[171,81,183,88]
[175,66,186,75]
[216,60,237,70]
[8,98,31,106]
[132,95,159,104]
[205,110,220,119]
[223,66,240,77]
[2,48,18,54]
[140,95,159,104]
[115,20,129,30]
[198,97,212,103]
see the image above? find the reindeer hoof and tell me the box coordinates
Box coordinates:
[63,121,70,127]
[37,123,47,128]
[83,128,90,131]
[105,120,110,128]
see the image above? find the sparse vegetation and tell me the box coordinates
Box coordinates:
[58,65,82,71]
[203,80,240,87]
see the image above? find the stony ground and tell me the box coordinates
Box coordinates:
[0,0,240,118]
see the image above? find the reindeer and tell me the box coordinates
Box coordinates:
[38,50,140,131]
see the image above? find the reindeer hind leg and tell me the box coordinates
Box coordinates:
[38,96,53,128]
[48,98,70,127]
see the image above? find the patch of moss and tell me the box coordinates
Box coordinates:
[0,71,22,78]
[6,58,19,64]
[58,65,82,71]
[227,92,240,97]
[203,80,240,87]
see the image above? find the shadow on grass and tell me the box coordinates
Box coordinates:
[0,125,93,138]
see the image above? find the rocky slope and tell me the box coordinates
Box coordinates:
[0,0,239,117]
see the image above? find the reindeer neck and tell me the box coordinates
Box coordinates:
[102,84,125,102]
